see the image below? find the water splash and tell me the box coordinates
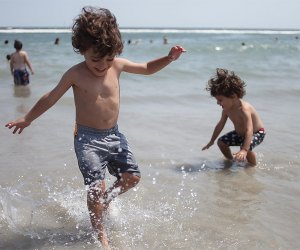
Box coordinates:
[0,186,35,234]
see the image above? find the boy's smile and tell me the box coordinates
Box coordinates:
[83,48,115,77]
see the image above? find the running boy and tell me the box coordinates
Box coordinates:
[10,40,34,85]
[6,7,185,249]
[202,68,265,166]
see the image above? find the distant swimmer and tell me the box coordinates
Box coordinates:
[54,37,60,45]
[163,36,169,44]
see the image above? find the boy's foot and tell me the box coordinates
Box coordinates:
[99,232,110,250]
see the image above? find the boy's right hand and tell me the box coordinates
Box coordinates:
[5,118,31,134]
[202,141,213,151]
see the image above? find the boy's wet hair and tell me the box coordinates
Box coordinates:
[14,40,23,50]
[72,7,123,57]
[206,68,246,98]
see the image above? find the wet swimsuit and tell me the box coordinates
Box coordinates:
[218,128,266,151]
[13,69,29,85]
[74,124,141,186]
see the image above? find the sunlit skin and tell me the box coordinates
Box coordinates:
[6,46,186,133]
[10,50,34,74]
[202,94,264,165]
[5,45,186,249]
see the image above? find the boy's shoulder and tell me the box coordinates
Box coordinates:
[240,100,256,112]
[113,57,126,65]
[112,57,131,71]
[67,61,86,74]
[241,99,252,107]
[60,62,88,87]
[19,50,27,56]
[11,51,18,57]
[65,61,95,81]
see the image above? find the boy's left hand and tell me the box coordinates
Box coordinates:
[168,45,186,61]
[233,149,247,162]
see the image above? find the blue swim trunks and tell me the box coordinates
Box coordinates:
[74,124,141,186]
[218,128,266,151]
[13,69,29,85]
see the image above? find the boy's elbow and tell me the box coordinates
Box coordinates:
[136,69,154,75]
[145,67,161,75]
[144,70,154,75]
[41,93,58,107]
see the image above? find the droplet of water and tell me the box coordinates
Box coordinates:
[152,178,156,184]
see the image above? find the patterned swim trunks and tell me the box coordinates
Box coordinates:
[218,128,266,151]
[13,69,29,85]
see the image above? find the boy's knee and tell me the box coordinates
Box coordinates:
[134,175,141,184]
[87,181,105,200]
[217,139,226,148]
[122,173,140,187]
[129,174,141,187]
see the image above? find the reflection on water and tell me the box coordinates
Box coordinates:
[16,104,29,114]
[13,85,31,114]
[174,158,251,173]
[13,85,31,98]
[213,165,264,224]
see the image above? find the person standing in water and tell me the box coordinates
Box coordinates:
[6,7,186,249]
[10,40,34,85]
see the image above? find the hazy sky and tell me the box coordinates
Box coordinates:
[0,0,299,29]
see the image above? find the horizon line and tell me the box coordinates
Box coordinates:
[1,26,300,31]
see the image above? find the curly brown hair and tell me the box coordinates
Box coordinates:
[72,7,123,57]
[206,68,246,98]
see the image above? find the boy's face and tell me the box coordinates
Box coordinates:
[83,48,115,77]
[215,95,236,110]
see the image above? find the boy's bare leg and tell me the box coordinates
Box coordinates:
[217,140,233,160]
[246,151,257,166]
[104,173,140,204]
[87,173,140,249]
[87,180,110,249]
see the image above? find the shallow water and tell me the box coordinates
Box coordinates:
[1,28,300,249]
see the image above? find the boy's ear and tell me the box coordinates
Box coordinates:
[79,49,86,55]
[231,93,238,99]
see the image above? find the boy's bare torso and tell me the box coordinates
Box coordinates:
[226,100,264,135]
[11,51,27,70]
[70,61,121,130]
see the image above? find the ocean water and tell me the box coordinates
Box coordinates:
[0,28,300,250]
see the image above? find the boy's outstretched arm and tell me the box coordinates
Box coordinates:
[202,112,228,150]
[6,71,73,134]
[6,91,58,134]
[119,45,186,75]
[24,52,34,75]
